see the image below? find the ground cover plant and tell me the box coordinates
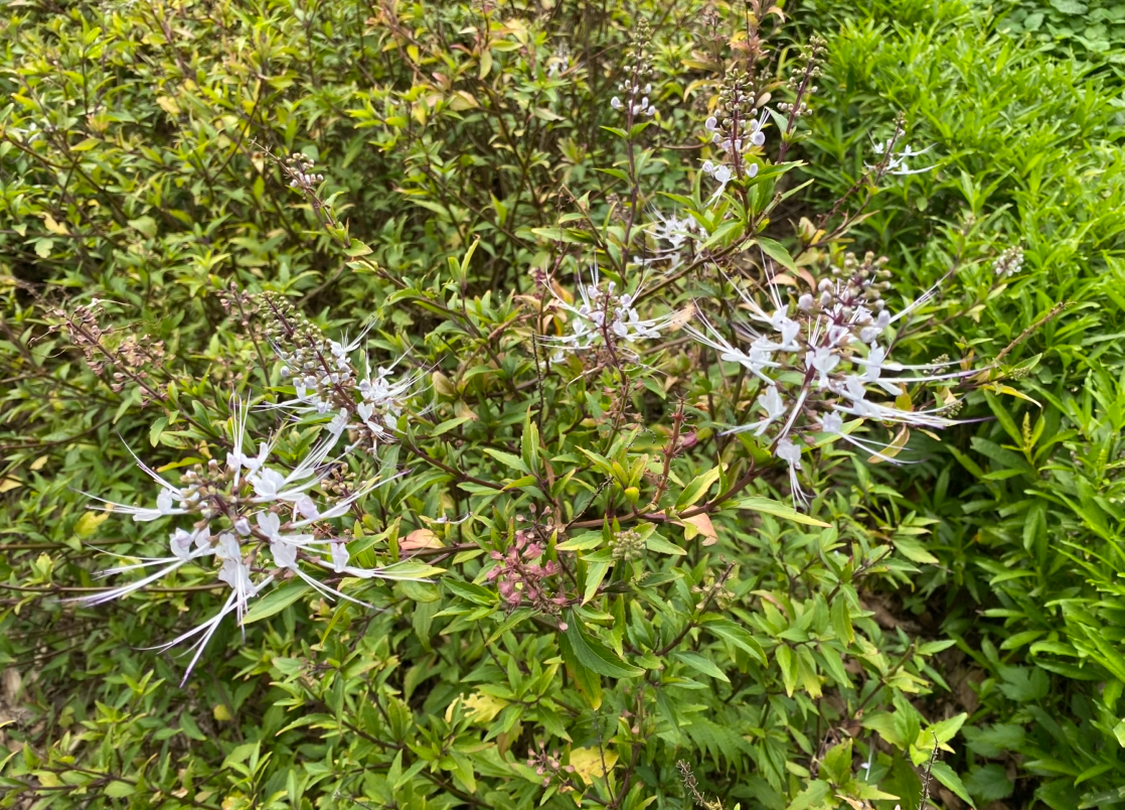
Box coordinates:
[1,1,1124,809]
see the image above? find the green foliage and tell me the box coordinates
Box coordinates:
[2,0,1124,809]
[792,1,1125,807]
[994,0,1125,69]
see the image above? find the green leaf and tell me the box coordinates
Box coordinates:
[728,497,830,527]
[562,614,644,679]
[521,411,540,472]
[755,237,798,272]
[894,537,939,564]
[103,781,136,798]
[148,416,168,447]
[559,628,603,709]
[445,579,495,606]
[674,651,730,682]
[964,764,1014,802]
[179,711,207,742]
[830,597,854,645]
[701,618,768,665]
[127,216,158,238]
[1080,786,1125,809]
[1049,0,1086,13]
[1114,719,1125,747]
[675,467,721,510]
[377,560,446,580]
[923,712,967,747]
[930,761,975,807]
[583,559,611,605]
[483,448,529,474]
[556,532,603,551]
[787,779,830,810]
[776,645,797,697]
[644,533,686,555]
[243,581,310,625]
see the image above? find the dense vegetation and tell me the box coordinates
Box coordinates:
[1,0,1123,809]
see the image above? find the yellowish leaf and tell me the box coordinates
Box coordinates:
[462,692,508,725]
[75,510,111,540]
[156,95,180,115]
[568,746,619,785]
[454,400,478,421]
[432,371,455,397]
[680,513,718,546]
[41,214,68,235]
[983,383,1041,407]
[667,303,695,331]
[868,427,909,465]
[401,529,443,551]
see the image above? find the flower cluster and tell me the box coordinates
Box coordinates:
[609,528,645,562]
[776,36,826,120]
[545,41,571,78]
[74,403,425,681]
[610,81,656,118]
[609,20,656,119]
[260,293,421,447]
[54,300,167,398]
[527,742,576,789]
[486,530,567,615]
[284,152,324,191]
[992,246,1024,278]
[546,266,672,360]
[689,252,964,505]
[701,69,768,199]
[637,209,701,271]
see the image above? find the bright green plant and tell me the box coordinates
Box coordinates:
[788,1,1125,807]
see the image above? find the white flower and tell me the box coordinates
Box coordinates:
[992,247,1023,278]
[870,138,935,176]
[688,263,969,506]
[774,436,808,507]
[724,385,789,437]
[820,412,844,434]
[806,345,841,388]
[330,542,350,573]
[545,265,673,358]
[73,406,414,682]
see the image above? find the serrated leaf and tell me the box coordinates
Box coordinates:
[562,614,644,678]
[930,761,974,807]
[702,618,768,665]
[645,532,686,555]
[583,559,610,605]
[557,532,604,551]
[569,746,619,785]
